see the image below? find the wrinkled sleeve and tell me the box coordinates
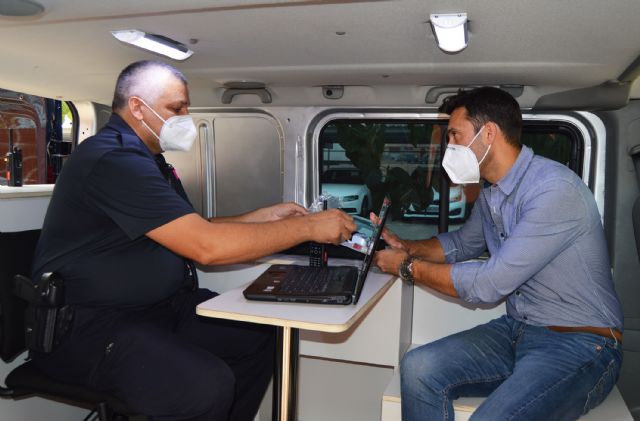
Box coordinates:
[450,179,587,304]
[437,198,487,263]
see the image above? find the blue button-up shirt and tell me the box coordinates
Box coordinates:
[437,146,623,330]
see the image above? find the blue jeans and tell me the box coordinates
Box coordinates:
[400,315,622,421]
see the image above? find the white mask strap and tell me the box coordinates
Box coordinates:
[140,119,161,142]
[478,143,491,165]
[467,125,491,165]
[136,97,166,124]
[466,125,484,148]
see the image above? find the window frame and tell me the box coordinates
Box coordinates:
[311,111,596,233]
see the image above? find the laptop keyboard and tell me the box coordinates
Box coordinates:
[279,266,349,294]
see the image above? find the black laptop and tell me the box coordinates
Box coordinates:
[243,196,391,305]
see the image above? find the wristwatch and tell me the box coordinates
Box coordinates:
[399,256,415,284]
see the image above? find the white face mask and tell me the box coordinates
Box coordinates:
[442,126,491,185]
[136,98,197,152]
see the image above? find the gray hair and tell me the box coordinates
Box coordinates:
[111,60,187,111]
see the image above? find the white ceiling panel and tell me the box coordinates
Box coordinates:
[1,0,640,106]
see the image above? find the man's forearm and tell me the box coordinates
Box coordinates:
[405,237,447,263]
[152,214,318,266]
[412,259,458,298]
[208,210,259,223]
[149,210,353,267]
[197,217,314,265]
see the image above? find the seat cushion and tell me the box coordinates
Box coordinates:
[6,360,134,415]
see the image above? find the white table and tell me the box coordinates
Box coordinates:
[196,256,396,421]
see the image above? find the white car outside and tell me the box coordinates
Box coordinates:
[321,168,372,216]
[403,185,467,220]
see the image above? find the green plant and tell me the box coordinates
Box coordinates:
[332,121,435,218]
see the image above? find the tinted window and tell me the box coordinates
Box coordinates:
[319,119,581,237]
[322,168,365,184]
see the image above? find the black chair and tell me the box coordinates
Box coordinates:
[0,230,137,421]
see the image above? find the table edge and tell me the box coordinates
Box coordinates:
[196,275,397,333]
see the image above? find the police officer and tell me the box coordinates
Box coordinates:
[31,60,355,421]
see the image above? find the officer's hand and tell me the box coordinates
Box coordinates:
[307,209,356,244]
[373,248,408,276]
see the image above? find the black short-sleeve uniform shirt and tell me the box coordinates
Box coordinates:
[32,114,195,307]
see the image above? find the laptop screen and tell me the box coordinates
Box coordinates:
[352,195,391,303]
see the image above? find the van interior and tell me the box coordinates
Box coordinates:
[1,1,639,420]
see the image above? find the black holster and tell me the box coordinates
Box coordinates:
[14,273,74,353]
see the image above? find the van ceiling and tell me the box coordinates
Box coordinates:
[2,0,640,108]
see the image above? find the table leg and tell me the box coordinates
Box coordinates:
[289,328,299,418]
[274,326,299,421]
[272,327,283,421]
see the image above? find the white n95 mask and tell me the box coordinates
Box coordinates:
[137,98,197,152]
[442,126,490,184]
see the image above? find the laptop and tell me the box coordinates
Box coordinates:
[243,196,391,305]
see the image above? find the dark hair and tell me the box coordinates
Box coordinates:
[439,87,522,146]
[111,60,187,111]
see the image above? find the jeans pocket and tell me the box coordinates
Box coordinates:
[582,357,619,415]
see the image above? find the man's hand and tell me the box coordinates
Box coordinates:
[373,248,408,275]
[369,212,407,251]
[306,209,356,244]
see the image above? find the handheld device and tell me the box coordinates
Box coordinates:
[6,146,23,186]
[5,129,23,186]
[309,198,329,267]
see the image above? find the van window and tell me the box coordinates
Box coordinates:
[319,119,581,238]
[0,88,75,185]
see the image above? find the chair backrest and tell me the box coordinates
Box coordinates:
[0,230,41,363]
[634,198,640,261]
[632,145,640,260]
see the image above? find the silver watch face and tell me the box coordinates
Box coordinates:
[400,258,412,282]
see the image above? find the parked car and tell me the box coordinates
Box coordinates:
[321,168,372,216]
[403,185,467,220]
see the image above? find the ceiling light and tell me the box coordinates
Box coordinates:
[429,13,468,53]
[111,30,194,61]
[0,0,44,17]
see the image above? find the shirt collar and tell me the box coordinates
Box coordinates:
[493,145,534,196]
[105,113,154,157]
[105,113,134,135]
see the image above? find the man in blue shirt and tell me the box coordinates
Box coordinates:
[373,87,623,420]
[32,60,355,421]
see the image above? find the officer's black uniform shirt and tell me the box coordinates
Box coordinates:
[32,114,195,307]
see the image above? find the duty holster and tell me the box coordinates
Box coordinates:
[13,273,74,353]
